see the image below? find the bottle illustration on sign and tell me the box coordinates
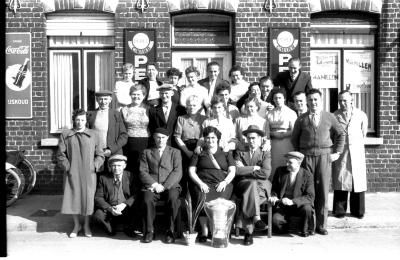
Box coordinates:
[13,58,29,88]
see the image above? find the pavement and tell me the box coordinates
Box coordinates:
[7,192,400,233]
[5,193,400,259]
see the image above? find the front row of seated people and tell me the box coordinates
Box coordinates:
[90,124,315,245]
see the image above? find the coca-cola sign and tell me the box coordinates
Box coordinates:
[5,45,30,55]
[6,33,32,119]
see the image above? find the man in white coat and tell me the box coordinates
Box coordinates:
[332,90,368,219]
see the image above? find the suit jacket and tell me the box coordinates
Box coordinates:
[87,109,128,155]
[148,102,186,146]
[198,77,229,97]
[234,147,272,197]
[291,111,345,156]
[94,170,136,210]
[271,166,314,207]
[139,146,182,190]
[138,77,163,101]
[273,70,312,105]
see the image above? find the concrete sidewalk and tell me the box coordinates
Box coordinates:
[6,192,400,233]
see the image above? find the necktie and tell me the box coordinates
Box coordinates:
[163,105,169,120]
[311,113,318,127]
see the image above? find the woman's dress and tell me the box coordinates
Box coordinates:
[189,149,235,206]
[266,105,297,175]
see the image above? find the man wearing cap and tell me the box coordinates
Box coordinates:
[139,128,182,243]
[269,151,315,237]
[291,88,345,235]
[93,154,137,237]
[234,125,272,245]
[148,84,186,148]
[87,90,128,173]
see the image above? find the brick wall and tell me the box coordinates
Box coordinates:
[4,0,400,194]
[5,0,64,194]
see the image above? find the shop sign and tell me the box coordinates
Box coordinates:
[125,29,156,80]
[310,50,340,89]
[270,28,300,78]
[5,32,32,119]
[343,50,373,93]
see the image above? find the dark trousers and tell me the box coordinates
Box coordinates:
[93,206,135,234]
[302,153,330,230]
[272,204,314,233]
[333,190,365,217]
[235,179,262,219]
[141,187,181,233]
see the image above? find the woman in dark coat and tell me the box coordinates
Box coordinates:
[57,109,104,238]
[188,126,236,242]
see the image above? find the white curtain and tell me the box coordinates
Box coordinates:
[94,52,114,92]
[50,52,74,132]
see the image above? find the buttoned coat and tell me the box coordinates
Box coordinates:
[273,70,312,106]
[148,102,186,146]
[332,108,368,192]
[57,128,105,215]
[87,109,128,155]
[139,146,182,190]
[234,148,272,197]
[271,166,315,207]
[94,170,136,210]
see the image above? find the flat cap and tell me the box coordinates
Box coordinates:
[157,84,174,92]
[154,127,169,136]
[108,154,127,164]
[242,125,265,137]
[284,151,304,161]
[95,90,113,96]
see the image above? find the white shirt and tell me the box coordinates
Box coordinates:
[147,81,160,100]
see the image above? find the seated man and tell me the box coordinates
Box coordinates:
[93,154,137,237]
[234,125,272,246]
[139,128,182,243]
[268,151,315,237]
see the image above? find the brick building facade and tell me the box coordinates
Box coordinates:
[4,0,400,194]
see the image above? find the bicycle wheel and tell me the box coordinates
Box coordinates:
[17,158,36,198]
[6,168,25,207]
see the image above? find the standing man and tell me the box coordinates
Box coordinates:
[139,62,163,107]
[332,90,368,219]
[291,88,345,235]
[234,125,272,245]
[269,151,315,237]
[273,57,312,111]
[198,61,228,100]
[148,84,186,147]
[293,91,308,116]
[87,90,128,173]
[93,155,137,237]
[139,128,182,243]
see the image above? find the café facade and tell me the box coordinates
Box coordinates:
[4,0,399,193]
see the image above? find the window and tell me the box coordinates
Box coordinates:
[171,13,233,85]
[47,13,115,133]
[310,14,377,133]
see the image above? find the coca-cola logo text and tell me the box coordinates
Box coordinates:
[6,46,29,55]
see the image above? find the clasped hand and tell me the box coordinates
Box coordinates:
[150,183,165,193]
[110,203,126,216]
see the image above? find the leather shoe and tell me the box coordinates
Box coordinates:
[123,228,136,238]
[308,230,315,236]
[243,233,253,246]
[198,235,207,243]
[299,231,309,237]
[254,220,267,230]
[335,213,345,219]
[164,230,175,244]
[316,228,328,235]
[143,231,154,243]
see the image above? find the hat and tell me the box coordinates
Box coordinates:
[284,151,304,162]
[108,154,127,164]
[242,125,265,137]
[95,90,113,96]
[154,127,169,136]
[157,84,174,92]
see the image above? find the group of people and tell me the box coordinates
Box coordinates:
[57,57,368,246]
